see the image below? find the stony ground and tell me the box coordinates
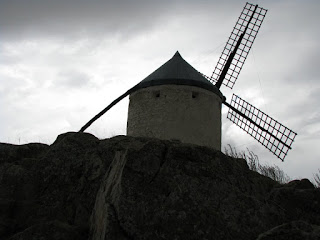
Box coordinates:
[0,132,319,240]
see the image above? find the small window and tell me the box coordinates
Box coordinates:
[192,91,199,99]
[153,90,160,98]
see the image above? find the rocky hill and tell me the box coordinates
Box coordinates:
[0,132,319,240]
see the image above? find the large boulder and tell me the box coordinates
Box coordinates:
[0,132,319,240]
[257,221,320,240]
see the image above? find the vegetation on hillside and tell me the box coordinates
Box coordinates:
[224,144,290,184]
[224,144,320,188]
[313,169,320,188]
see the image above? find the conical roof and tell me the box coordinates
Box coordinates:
[133,51,222,98]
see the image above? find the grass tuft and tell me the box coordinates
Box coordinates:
[224,144,290,184]
[313,169,320,188]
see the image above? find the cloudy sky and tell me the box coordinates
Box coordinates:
[1,0,319,180]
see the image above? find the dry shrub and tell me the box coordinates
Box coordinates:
[313,169,320,188]
[224,144,290,184]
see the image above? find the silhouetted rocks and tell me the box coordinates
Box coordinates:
[257,221,320,240]
[0,132,319,239]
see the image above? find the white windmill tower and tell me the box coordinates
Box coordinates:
[80,3,297,161]
[126,51,223,150]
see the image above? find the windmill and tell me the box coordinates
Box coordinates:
[79,2,297,161]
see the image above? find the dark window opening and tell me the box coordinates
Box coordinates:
[192,91,199,99]
[153,90,160,98]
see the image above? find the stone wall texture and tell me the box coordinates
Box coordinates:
[127,85,222,150]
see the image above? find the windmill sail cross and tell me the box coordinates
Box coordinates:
[226,94,297,161]
[79,2,297,161]
[210,2,267,89]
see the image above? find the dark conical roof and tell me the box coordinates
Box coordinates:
[133,51,222,98]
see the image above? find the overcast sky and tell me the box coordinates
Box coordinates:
[1,0,319,181]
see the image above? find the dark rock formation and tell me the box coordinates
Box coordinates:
[0,132,319,240]
[257,221,320,240]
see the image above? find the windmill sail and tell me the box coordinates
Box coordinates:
[209,3,267,89]
[225,94,297,161]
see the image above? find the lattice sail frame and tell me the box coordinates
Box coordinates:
[227,94,297,161]
[209,3,267,89]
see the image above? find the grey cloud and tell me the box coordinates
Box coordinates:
[1,0,319,179]
[0,51,20,65]
[0,0,228,41]
[56,70,90,88]
[1,0,151,40]
[290,87,320,134]
[291,49,320,84]
[0,0,243,39]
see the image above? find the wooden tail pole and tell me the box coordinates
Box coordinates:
[79,84,139,132]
